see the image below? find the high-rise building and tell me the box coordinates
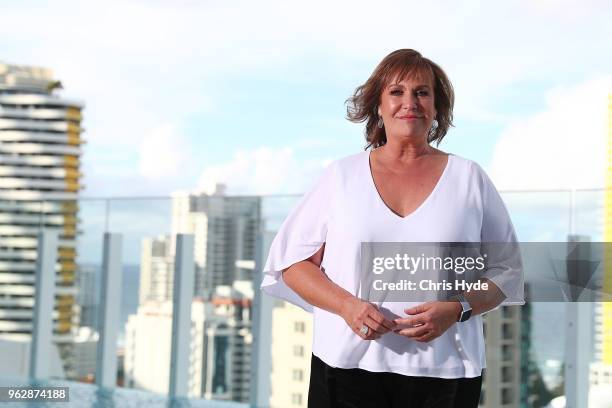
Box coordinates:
[269,301,312,408]
[124,282,253,402]
[139,189,260,304]
[480,306,522,408]
[139,235,174,304]
[169,187,259,298]
[0,63,84,370]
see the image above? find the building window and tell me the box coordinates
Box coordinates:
[291,393,303,405]
[293,345,305,357]
[502,388,513,404]
[502,366,512,383]
[502,344,512,361]
[502,322,513,339]
[292,369,304,381]
[294,321,305,333]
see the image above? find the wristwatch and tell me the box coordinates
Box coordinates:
[454,293,472,322]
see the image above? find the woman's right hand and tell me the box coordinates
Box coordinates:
[339,297,397,340]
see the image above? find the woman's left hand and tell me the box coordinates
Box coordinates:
[393,301,462,343]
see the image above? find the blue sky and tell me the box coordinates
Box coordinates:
[1,0,611,198]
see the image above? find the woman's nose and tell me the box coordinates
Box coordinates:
[402,95,419,110]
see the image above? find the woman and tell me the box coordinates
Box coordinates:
[261,49,523,408]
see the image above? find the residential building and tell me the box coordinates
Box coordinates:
[0,63,84,375]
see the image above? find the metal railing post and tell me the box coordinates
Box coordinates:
[169,234,195,397]
[250,230,274,408]
[564,235,592,408]
[30,230,59,380]
[95,233,123,388]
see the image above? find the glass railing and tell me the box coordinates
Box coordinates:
[0,189,608,407]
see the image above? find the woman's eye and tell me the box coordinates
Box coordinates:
[390,90,402,95]
[416,90,429,96]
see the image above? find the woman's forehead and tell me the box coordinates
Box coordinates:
[384,66,434,88]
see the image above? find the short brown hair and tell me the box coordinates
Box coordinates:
[346,49,455,149]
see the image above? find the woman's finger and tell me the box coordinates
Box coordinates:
[364,316,387,334]
[396,324,430,338]
[367,304,396,331]
[394,315,427,328]
[414,331,436,342]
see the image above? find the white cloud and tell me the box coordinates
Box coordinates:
[138,123,195,180]
[490,76,611,190]
[197,147,330,195]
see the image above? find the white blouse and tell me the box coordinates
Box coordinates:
[261,150,524,379]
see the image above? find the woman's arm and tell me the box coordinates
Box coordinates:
[283,244,397,340]
[463,278,506,316]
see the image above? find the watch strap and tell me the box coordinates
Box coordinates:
[454,293,472,322]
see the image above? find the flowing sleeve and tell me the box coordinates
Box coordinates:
[260,162,338,312]
[475,163,525,306]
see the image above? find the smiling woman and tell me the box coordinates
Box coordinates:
[261,49,523,408]
[346,49,455,149]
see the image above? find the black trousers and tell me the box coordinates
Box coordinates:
[308,354,482,408]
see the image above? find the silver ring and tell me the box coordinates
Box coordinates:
[359,325,369,336]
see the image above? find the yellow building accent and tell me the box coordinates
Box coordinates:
[62,214,77,227]
[56,295,74,307]
[63,167,81,179]
[63,226,76,237]
[58,247,75,258]
[60,260,76,273]
[55,320,72,334]
[63,155,79,167]
[61,201,78,213]
[55,294,74,334]
[65,107,82,121]
[604,94,612,364]
[66,180,80,192]
[66,122,82,134]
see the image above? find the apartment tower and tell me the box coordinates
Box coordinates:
[0,63,83,362]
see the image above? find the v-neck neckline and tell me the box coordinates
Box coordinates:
[366,150,452,220]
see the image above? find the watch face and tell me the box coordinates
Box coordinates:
[460,309,472,322]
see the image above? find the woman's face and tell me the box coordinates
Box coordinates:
[378,73,436,143]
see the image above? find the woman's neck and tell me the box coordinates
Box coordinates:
[378,138,434,163]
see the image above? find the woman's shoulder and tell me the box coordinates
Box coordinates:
[333,150,369,168]
[319,151,368,179]
[445,152,485,175]
[445,153,501,195]
[441,152,497,192]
